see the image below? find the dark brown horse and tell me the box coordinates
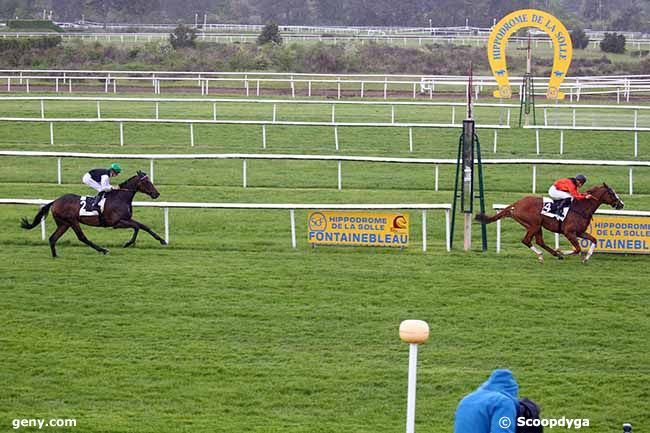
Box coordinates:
[476,184,625,263]
[21,171,166,257]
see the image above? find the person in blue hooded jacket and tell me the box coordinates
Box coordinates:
[454,369,519,433]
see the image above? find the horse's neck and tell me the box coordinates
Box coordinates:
[574,195,601,217]
[111,188,136,202]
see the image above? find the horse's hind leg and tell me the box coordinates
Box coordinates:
[534,231,563,259]
[70,222,109,255]
[521,226,545,263]
[49,222,69,258]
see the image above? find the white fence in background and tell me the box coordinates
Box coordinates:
[0,198,452,252]
[492,204,650,253]
[0,95,514,127]
[4,30,650,50]
[524,124,649,157]
[539,104,650,127]
[66,22,494,35]
[50,22,650,40]
[0,116,509,151]
[1,151,647,195]
[4,96,650,156]
[6,96,650,155]
[6,96,650,129]
[2,69,650,100]
[0,31,545,47]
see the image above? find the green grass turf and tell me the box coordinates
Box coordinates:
[1,92,649,433]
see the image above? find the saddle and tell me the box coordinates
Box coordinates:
[79,196,106,217]
[541,197,572,221]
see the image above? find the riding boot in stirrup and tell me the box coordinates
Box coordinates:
[93,192,105,213]
[558,198,570,218]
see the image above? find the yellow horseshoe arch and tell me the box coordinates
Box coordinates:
[487,9,572,100]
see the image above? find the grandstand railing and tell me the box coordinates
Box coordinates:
[1,151,647,195]
[0,198,452,252]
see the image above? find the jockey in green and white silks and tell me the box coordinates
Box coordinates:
[82,163,122,211]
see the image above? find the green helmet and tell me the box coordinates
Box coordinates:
[110,163,122,174]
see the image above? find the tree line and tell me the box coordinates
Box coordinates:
[1,0,649,32]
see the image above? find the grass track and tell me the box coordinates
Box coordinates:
[1,92,649,433]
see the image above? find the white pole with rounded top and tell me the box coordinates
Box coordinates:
[399,320,430,433]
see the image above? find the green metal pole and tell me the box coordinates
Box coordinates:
[475,133,488,251]
[449,134,463,250]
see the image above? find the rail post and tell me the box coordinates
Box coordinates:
[290,209,296,248]
[164,207,169,243]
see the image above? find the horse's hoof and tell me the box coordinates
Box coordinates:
[537,256,544,264]
[160,240,168,246]
[123,242,134,248]
[101,249,110,255]
[557,255,564,260]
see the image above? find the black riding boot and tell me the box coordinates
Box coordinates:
[93,191,106,213]
[557,198,571,217]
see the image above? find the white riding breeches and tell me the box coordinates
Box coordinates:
[548,185,572,200]
[82,173,111,193]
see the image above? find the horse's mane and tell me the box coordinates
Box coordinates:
[119,175,141,189]
[586,183,608,195]
[119,171,150,190]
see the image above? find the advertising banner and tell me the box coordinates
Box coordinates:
[307,211,409,248]
[580,216,650,254]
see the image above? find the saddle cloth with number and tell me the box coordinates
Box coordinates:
[541,197,570,221]
[79,196,106,217]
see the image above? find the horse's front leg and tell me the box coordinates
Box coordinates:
[129,218,167,246]
[561,232,582,257]
[113,219,140,247]
[578,231,598,263]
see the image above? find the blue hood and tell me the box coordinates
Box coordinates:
[453,369,520,433]
[477,369,519,401]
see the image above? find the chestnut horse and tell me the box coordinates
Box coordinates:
[20,171,166,257]
[475,184,624,263]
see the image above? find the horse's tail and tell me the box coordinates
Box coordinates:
[20,202,53,230]
[476,205,514,225]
